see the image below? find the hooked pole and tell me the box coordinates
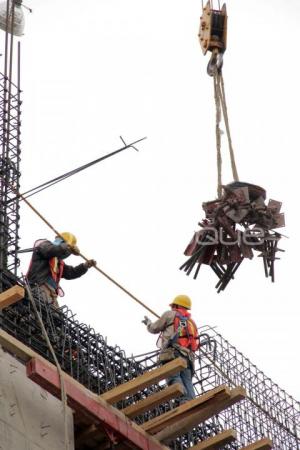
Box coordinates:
[0,169,160,319]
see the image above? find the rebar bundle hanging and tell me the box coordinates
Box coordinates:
[180,3,285,291]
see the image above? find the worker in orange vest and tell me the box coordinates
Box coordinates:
[142,295,199,402]
[27,232,96,308]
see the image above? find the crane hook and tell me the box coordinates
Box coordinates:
[207,48,223,76]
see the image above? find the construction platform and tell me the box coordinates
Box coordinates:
[0,323,272,450]
[0,273,299,449]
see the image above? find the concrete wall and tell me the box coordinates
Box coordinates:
[0,345,74,450]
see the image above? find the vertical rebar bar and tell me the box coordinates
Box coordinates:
[2,0,10,157]
[0,0,11,284]
[6,0,15,160]
[14,40,21,274]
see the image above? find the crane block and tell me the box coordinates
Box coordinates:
[198,1,227,55]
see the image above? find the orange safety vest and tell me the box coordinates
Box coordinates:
[172,309,200,352]
[49,256,65,286]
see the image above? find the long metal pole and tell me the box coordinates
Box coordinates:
[1,174,160,317]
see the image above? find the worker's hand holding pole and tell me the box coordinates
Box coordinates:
[84,259,97,269]
[1,174,160,320]
[68,244,80,255]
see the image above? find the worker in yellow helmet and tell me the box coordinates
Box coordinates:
[26,232,96,308]
[142,295,199,402]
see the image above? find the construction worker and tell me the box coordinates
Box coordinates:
[26,232,96,308]
[142,295,199,402]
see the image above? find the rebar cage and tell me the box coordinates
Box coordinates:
[0,272,299,449]
[0,68,21,282]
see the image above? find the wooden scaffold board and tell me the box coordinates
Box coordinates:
[0,285,24,310]
[240,438,273,450]
[192,429,237,450]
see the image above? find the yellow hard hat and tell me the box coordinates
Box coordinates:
[60,232,77,247]
[170,295,192,310]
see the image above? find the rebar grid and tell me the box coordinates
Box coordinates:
[134,332,299,449]
[0,272,299,449]
[191,327,300,449]
[0,69,22,279]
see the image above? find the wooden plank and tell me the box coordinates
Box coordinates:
[100,358,187,404]
[142,385,229,434]
[240,438,273,450]
[192,429,237,450]
[122,383,185,419]
[27,357,169,450]
[0,285,24,310]
[154,387,247,443]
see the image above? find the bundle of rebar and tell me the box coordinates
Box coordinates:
[180,182,285,292]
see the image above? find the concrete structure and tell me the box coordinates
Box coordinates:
[0,345,74,450]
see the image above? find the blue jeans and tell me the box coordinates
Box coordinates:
[167,362,195,402]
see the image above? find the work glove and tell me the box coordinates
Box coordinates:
[142,316,151,326]
[69,244,80,256]
[84,259,97,269]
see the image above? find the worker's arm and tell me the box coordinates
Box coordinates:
[147,311,175,334]
[62,263,88,280]
[37,240,71,259]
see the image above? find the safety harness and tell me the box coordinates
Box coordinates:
[167,308,199,352]
[26,239,65,295]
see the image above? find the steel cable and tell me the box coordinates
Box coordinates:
[212,70,239,198]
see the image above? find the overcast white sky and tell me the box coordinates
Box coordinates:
[8,0,300,400]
